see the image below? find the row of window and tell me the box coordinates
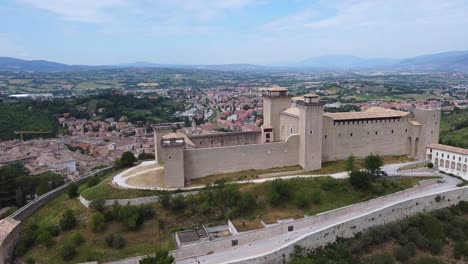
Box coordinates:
[333,118,401,125]
[435,151,467,162]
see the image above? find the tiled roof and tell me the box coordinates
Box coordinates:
[282,107,299,117]
[324,107,409,121]
[427,144,468,155]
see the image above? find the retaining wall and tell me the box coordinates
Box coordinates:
[170,180,439,260]
[231,186,468,264]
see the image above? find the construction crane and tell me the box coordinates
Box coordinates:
[14,131,51,141]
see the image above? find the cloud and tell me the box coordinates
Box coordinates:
[0,33,29,58]
[18,0,131,23]
[261,0,468,33]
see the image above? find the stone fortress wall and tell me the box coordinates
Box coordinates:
[157,87,441,188]
[187,131,261,149]
[183,134,300,179]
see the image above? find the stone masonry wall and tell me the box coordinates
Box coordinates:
[183,134,300,179]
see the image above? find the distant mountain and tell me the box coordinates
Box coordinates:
[120,62,271,71]
[396,50,468,71]
[295,54,399,69]
[0,57,99,72]
[1,50,468,72]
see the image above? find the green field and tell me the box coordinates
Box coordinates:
[440,108,468,148]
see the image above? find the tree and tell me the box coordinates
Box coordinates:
[139,250,174,264]
[364,153,384,176]
[67,183,78,198]
[105,234,126,249]
[267,179,292,205]
[345,154,357,172]
[349,170,372,190]
[59,209,76,231]
[117,205,143,230]
[116,151,137,168]
[60,242,76,261]
[90,212,105,232]
[15,187,25,207]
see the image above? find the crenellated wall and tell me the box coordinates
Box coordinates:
[188,131,261,148]
[183,134,300,179]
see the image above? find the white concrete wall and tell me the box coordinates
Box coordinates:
[183,134,300,179]
[229,186,467,264]
[429,148,468,179]
[170,180,439,260]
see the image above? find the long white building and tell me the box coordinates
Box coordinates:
[426,143,468,179]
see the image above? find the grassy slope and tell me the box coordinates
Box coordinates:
[440,108,468,148]
[22,173,426,263]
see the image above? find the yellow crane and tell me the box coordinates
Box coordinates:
[14,131,51,141]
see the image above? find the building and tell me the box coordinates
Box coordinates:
[155,87,441,188]
[426,144,468,179]
[0,218,21,264]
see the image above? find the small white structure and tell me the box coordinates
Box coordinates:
[426,144,468,179]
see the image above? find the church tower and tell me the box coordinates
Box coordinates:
[262,86,292,142]
[297,93,323,171]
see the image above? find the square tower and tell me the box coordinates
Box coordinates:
[297,93,323,171]
[262,86,292,142]
[161,133,186,188]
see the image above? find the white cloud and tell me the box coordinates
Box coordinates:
[18,0,131,23]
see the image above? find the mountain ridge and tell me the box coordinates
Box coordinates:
[1,50,468,72]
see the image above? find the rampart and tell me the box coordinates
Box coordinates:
[169,180,457,261]
[188,131,261,148]
[184,134,300,179]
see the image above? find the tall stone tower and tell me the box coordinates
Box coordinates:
[160,133,185,188]
[412,108,441,159]
[262,86,292,142]
[297,93,323,171]
[153,124,173,164]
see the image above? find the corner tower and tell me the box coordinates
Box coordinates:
[262,86,292,142]
[297,93,323,171]
[161,133,186,188]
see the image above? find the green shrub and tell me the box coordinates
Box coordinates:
[267,179,292,205]
[117,205,143,230]
[140,204,155,219]
[394,242,416,261]
[454,240,468,259]
[60,242,76,261]
[320,177,338,191]
[427,162,434,169]
[311,190,322,204]
[169,195,186,211]
[419,215,444,241]
[139,250,174,264]
[89,199,105,212]
[362,253,395,264]
[59,209,76,231]
[67,183,79,198]
[87,177,100,187]
[69,231,84,246]
[411,256,444,264]
[159,192,172,209]
[105,234,126,249]
[90,212,105,232]
[459,201,468,212]
[294,190,309,209]
[349,170,372,190]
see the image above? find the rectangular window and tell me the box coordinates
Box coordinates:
[232,239,238,246]
[288,226,294,232]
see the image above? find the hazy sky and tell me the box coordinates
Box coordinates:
[1,0,468,65]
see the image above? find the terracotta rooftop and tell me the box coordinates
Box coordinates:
[282,107,299,117]
[324,107,409,121]
[267,85,288,92]
[304,93,319,98]
[427,144,468,155]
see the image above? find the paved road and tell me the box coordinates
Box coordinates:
[176,174,460,264]
[113,160,429,191]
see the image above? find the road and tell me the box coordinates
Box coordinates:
[176,173,460,264]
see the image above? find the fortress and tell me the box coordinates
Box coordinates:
[154,87,440,187]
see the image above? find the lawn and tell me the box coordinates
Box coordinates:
[302,155,414,175]
[80,170,162,200]
[190,165,303,186]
